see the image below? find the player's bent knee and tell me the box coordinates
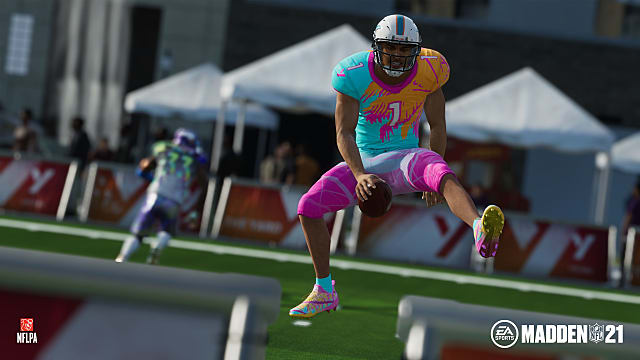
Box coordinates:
[438,173,458,194]
[297,192,326,219]
[420,156,456,195]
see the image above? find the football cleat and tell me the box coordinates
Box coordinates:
[473,205,504,258]
[146,251,160,265]
[289,280,339,319]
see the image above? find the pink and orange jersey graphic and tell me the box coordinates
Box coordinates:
[332,48,450,156]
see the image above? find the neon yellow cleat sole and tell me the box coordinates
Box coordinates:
[474,205,505,257]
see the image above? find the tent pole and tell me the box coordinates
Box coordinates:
[594,152,611,225]
[269,129,278,154]
[232,99,247,154]
[254,128,267,178]
[211,100,226,173]
[135,115,149,160]
[590,160,601,222]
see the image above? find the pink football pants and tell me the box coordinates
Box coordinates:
[297,148,455,218]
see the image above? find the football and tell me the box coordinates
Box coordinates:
[358,180,392,217]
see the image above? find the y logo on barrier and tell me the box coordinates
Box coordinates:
[549,227,608,282]
[29,168,55,194]
[494,222,549,272]
[570,233,595,261]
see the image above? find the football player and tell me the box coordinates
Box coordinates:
[115,128,208,264]
[290,15,505,318]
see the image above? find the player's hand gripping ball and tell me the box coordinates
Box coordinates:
[139,158,157,172]
[358,179,392,217]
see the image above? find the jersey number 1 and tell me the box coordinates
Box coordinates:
[389,102,401,127]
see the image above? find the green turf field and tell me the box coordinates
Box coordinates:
[1,215,639,359]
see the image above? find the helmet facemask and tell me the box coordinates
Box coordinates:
[373,40,421,77]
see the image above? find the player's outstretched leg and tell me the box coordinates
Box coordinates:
[147,231,171,265]
[439,174,504,258]
[115,235,143,263]
[401,149,504,257]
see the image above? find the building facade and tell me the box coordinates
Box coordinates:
[0,0,230,146]
[1,0,638,146]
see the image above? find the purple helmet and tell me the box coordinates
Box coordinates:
[173,128,198,151]
[172,128,207,165]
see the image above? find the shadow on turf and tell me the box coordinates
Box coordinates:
[339,305,397,314]
[278,302,397,316]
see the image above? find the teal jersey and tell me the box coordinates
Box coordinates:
[331,49,450,156]
[148,141,201,202]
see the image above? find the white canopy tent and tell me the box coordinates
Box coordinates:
[220,24,371,115]
[428,67,615,223]
[612,132,640,174]
[125,63,278,129]
[440,67,613,153]
[214,24,372,174]
[124,63,279,172]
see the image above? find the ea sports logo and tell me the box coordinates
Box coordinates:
[491,320,519,348]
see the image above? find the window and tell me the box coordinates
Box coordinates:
[622,3,640,38]
[5,14,34,76]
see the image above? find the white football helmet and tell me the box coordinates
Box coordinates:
[372,14,422,77]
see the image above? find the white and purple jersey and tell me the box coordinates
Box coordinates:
[147,141,206,203]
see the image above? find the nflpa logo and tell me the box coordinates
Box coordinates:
[17,318,37,344]
[20,318,34,332]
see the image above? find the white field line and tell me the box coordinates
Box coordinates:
[1,218,640,305]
